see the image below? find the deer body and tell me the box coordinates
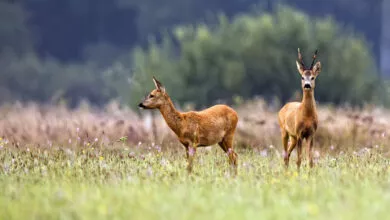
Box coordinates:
[278,48,321,169]
[159,100,237,147]
[139,77,238,174]
[279,92,318,139]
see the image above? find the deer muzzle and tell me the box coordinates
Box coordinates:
[304,83,311,90]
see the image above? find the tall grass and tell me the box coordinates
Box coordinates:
[0,100,390,219]
[0,99,389,155]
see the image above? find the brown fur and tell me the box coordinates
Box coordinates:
[139,77,238,174]
[278,48,321,169]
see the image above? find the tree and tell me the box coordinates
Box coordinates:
[127,6,380,108]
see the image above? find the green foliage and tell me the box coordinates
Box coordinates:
[0,52,119,107]
[0,2,122,107]
[129,6,380,108]
[129,38,186,106]
[0,3,383,108]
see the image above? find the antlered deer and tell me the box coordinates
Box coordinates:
[138,77,239,174]
[278,48,321,169]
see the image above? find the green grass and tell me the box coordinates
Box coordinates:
[0,145,390,220]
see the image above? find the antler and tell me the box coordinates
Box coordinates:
[297,48,305,69]
[309,49,318,70]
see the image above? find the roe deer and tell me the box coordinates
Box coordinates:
[278,48,321,169]
[138,77,239,174]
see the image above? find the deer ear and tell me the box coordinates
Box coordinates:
[152,76,165,93]
[312,61,321,76]
[296,60,304,75]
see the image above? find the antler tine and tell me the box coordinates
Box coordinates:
[297,48,305,68]
[310,49,318,69]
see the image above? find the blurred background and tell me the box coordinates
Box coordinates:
[1,0,390,151]
[1,0,389,108]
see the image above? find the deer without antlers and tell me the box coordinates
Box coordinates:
[138,77,239,174]
[278,48,321,169]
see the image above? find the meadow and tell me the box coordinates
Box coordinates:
[1,99,390,219]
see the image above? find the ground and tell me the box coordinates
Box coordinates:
[1,145,389,220]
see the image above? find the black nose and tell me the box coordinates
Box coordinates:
[138,103,145,108]
[304,84,311,89]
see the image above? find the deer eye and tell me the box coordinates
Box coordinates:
[311,77,315,80]
[149,94,154,98]
[301,77,304,80]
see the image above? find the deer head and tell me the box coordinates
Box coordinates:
[296,48,321,91]
[138,76,167,109]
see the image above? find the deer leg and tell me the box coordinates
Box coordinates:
[285,136,297,168]
[307,136,314,168]
[296,138,303,170]
[281,130,289,165]
[219,134,238,175]
[182,142,196,174]
[186,143,197,174]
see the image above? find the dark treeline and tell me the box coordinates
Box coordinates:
[0,0,387,108]
[5,0,382,62]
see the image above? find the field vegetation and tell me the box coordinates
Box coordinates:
[1,1,389,219]
[1,100,390,219]
[0,99,389,153]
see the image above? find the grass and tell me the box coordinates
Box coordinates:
[0,89,388,220]
[1,144,390,220]
[1,101,390,155]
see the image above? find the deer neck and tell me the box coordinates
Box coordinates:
[158,96,183,135]
[301,90,317,117]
